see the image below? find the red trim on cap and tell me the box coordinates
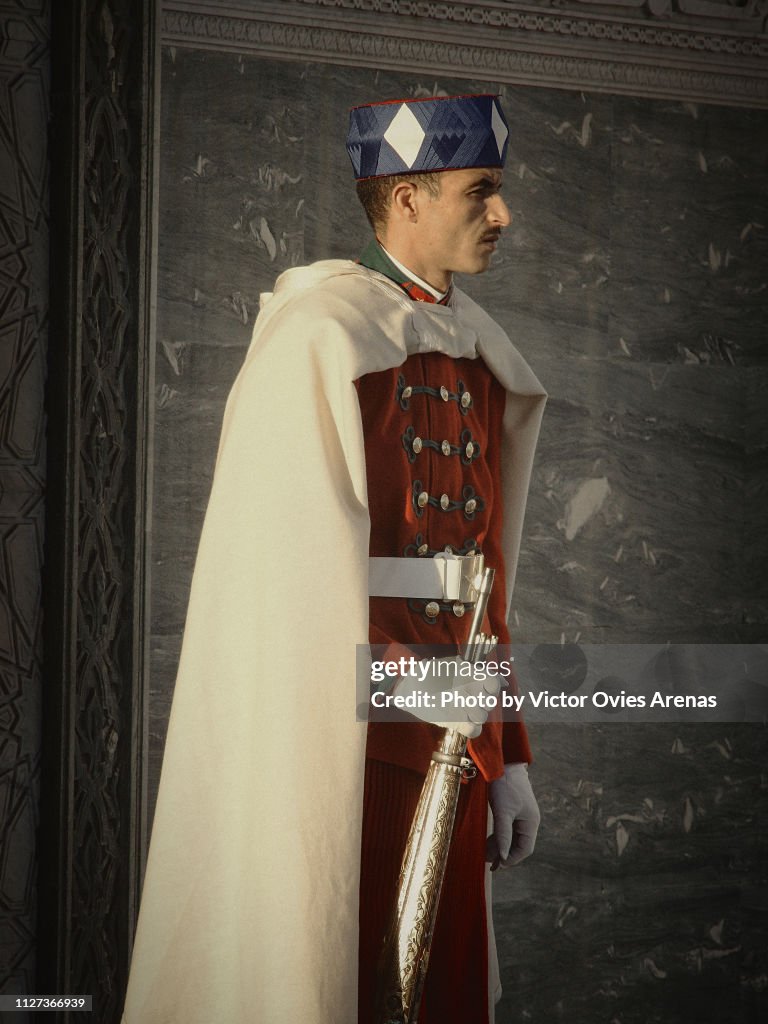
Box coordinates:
[349,93,500,111]
[354,163,503,183]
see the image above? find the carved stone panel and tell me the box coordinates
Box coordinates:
[161,0,768,107]
[0,0,49,1004]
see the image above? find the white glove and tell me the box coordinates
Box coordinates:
[486,763,540,870]
[392,655,501,739]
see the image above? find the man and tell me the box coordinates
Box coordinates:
[122,94,546,1024]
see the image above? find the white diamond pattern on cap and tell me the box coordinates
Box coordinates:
[383,103,426,169]
[491,100,508,158]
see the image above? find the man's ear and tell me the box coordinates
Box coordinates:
[389,179,421,224]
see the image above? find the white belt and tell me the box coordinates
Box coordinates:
[368,552,485,604]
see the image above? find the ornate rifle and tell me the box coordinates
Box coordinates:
[376,563,496,1024]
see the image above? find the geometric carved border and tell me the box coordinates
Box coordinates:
[40,1,157,1020]
[162,0,768,108]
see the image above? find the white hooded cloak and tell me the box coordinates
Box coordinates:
[122,261,546,1024]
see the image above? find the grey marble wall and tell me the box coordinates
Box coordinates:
[153,49,767,1022]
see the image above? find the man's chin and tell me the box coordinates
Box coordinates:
[458,256,493,276]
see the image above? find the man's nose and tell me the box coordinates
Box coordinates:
[489,194,512,228]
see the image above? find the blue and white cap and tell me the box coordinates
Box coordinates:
[347,94,509,180]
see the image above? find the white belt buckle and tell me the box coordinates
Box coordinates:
[432,551,485,603]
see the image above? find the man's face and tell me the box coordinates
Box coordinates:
[411,167,511,285]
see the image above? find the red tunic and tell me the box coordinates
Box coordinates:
[358,351,532,776]
[356,350,531,1023]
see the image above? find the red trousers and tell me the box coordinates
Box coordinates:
[358,758,491,1024]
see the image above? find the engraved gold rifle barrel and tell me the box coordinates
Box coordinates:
[376,566,496,1024]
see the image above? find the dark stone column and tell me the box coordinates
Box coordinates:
[41,2,157,1019]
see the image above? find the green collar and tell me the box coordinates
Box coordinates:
[358,239,402,282]
[358,239,451,305]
